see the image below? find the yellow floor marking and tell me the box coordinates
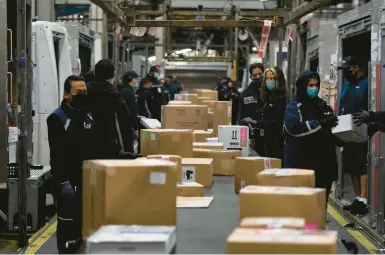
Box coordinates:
[328,205,378,254]
[23,221,57,254]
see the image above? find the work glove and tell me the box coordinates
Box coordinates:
[320,116,339,129]
[353,109,370,126]
[239,117,257,126]
[60,181,75,197]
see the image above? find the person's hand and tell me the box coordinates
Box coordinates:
[353,109,370,126]
[60,181,75,197]
[239,117,257,126]
[320,116,339,129]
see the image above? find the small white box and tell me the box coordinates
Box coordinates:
[206,137,219,143]
[87,225,176,254]
[218,125,250,156]
[140,117,161,129]
[332,114,367,143]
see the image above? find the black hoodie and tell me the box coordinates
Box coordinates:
[284,70,341,185]
[87,80,134,157]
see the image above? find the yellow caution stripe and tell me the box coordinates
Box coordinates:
[328,205,378,254]
[23,221,57,254]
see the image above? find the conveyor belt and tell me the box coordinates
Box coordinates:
[16,176,383,254]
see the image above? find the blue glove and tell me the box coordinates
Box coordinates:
[60,181,75,196]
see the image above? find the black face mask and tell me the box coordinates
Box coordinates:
[71,93,88,110]
[343,69,355,81]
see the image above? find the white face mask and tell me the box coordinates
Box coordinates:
[106,77,116,85]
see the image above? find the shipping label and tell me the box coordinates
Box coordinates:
[182,166,196,182]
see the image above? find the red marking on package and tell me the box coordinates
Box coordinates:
[263,158,271,169]
[240,127,247,142]
[304,222,318,229]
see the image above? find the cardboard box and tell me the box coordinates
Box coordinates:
[208,112,214,129]
[176,182,204,197]
[218,125,250,156]
[198,97,213,104]
[239,186,326,229]
[193,89,218,100]
[181,158,214,187]
[168,100,191,105]
[226,228,337,254]
[332,114,367,143]
[234,157,282,193]
[147,154,182,182]
[174,94,199,104]
[256,169,315,188]
[201,101,232,135]
[87,225,176,254]
[82,159,178,237]
[193,142,224,150]
[240,217,305,229]
[161,105,208,130]
[206,137,219,143]
[140,129,193,157]
[193,149,241,176]
[193,130,213,142]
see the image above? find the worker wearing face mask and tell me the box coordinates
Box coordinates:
[256,67,287,160]
[239,63,265,156]
[284,70,344,206]
[87,59,136,158]
[337,56,369,215]
[47,75,94,253]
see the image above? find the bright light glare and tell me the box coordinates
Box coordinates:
[148,56,156,61]
[252,47,257,52]
[174,48,192,54]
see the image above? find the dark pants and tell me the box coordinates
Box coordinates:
[316,177,333,209]
[57,185,82,254]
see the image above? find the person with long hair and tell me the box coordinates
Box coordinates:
[257,67,287,159]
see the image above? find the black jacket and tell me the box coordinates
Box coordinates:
[284,70,343,184]
[239,78,265,155]
[136,87,153,118]
[47,101,94,189]
[118,83,139,131]
[87,80,134,157]
[258,86,287,160]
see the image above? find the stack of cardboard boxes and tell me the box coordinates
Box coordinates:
[83,87,337,254]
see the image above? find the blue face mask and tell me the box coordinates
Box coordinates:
[266,81,275,91]
[307,87,319,98]
[154,73,159,79]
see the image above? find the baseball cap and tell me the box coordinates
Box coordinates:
[337,56,359,70]
[122,70,139,83]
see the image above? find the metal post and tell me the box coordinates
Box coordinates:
[278,27,283,68]
[16,0,28,246]
[145,44,149,74]
[0,0,8,183]
[234,9,239,82]
[102,13,108,59]
[112,26,119,83]
[289,24,297,99]
[26,2,32,163]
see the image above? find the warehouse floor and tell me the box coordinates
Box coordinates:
[13,176,383,254]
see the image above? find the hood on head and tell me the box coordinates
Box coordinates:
[295,70,320,100]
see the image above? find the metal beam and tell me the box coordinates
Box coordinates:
[125,8,290,19]
[89,0,128,24]
[284,0,329,25]
[133,19,267,27]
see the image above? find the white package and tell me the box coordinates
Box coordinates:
[87,225,176,254]
[140,117,161,129]
[206,137,219,143]
[332,114,367,143]
[217,125,250,156]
